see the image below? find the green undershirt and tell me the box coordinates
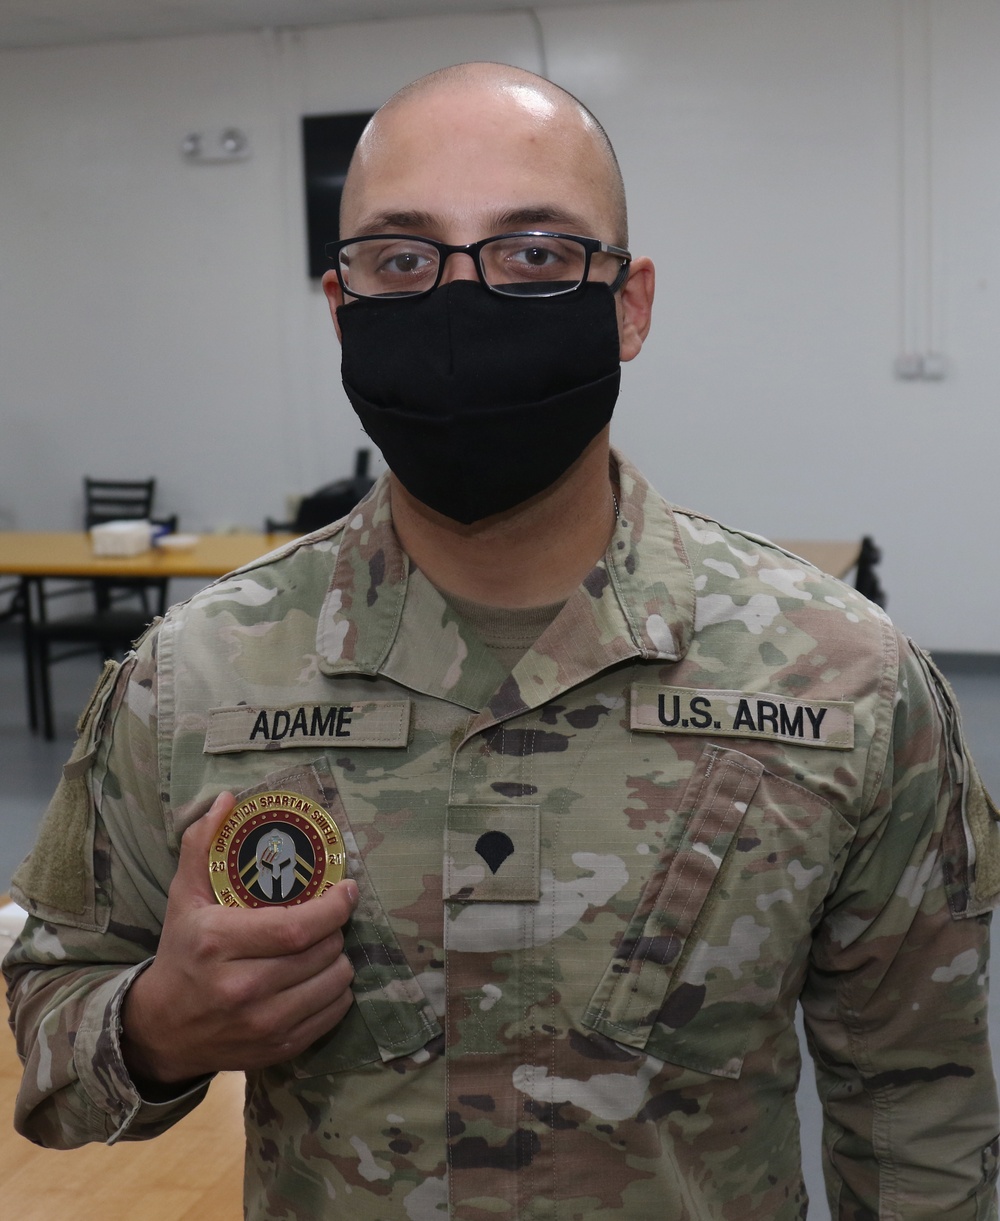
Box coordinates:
[444,591,566,673]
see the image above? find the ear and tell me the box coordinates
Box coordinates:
[616,256,655,363]
[321,270,345,344]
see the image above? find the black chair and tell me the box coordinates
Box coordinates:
[29,584,170,740]
[37,478,160,622]
[0,577,35,726]
[28,476,173,738]
[28,516,177,740]
[85,477,162,616]
[0,577,24,625]
[267,450,375,535]
[85,477,156,527]
[854,536,886,608]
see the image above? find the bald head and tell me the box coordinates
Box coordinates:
[340,62,628,247]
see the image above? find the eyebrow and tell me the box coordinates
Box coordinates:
[353,210,438,235]
[488,205,593,234]
[351,204,596,239]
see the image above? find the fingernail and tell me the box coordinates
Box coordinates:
[344,879,359,906]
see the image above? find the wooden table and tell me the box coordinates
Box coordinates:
[775,539,860,580]
[0,531,294,737]
[0,531,294,582]
[0,531,877,603]
[775,536,884,606]
[0,530,882,736]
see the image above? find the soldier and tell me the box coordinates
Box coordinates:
[6,61,1000,1220]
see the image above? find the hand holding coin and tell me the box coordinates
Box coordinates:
[121,791,359,1088]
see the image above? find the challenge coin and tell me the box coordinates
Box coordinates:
[209,790,347,908]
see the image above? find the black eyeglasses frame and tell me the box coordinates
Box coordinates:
[325,230,632,300]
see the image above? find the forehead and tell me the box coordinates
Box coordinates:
[343,84,616,240]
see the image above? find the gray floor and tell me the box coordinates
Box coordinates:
[1,625,998,1215]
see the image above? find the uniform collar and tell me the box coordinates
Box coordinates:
[316,450,695,717]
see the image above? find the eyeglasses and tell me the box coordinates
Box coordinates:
[325,231,631,300]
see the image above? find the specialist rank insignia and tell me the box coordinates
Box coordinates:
[209,790,347,908]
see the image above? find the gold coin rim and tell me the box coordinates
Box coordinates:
[208,790,346,908]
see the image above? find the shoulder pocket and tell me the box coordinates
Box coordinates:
[583,744,851,1078]
[11,660,121,931]
[232,759,442,1075]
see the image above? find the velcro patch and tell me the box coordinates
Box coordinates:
[967,764,1000,909]
[631,685,854,750]
[444,805,540,902]
[205,701,411,752]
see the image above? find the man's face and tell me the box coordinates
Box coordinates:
[323,81,652,362]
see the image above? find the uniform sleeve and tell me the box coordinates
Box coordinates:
[3,628,209,1148]
[801,637,1000,1219]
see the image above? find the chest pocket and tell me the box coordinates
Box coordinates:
[582,743,853,1078]
[229,759,442,1077]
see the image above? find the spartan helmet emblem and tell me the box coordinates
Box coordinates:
[256,828,296,900]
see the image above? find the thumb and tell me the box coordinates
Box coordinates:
[172,791,237,904]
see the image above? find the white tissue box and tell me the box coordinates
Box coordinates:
[90,519,153,556]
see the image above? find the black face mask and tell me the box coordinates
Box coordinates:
[338,280,621,524]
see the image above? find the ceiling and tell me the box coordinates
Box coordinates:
[0,0,657,51]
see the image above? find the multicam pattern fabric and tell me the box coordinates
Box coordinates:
[6,452,999,1219]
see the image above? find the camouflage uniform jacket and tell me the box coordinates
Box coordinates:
[7,452,1000,1220]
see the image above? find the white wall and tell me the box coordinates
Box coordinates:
[1,0,997,649]
[544,0,1000,652]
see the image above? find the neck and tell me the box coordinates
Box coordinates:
[389,431,616,608]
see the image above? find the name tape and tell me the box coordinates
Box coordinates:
[205,700,411,752]
[631,685,854,750]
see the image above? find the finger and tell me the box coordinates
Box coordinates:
[172,791,237,902]
[183,874,359,967]
[230,927,347,998]
[206,948,355,1066]
[227,983,357,1073]
[287,945,355,1021]
[281,982,356,1058]
[225,878,360,960]
[245,955,357,1061]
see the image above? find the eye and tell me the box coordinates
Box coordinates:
[377,248,434,276]
[486,235,581,276]
[341,237,439,297]
[480,235,586,293]
[511,244,559,268]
